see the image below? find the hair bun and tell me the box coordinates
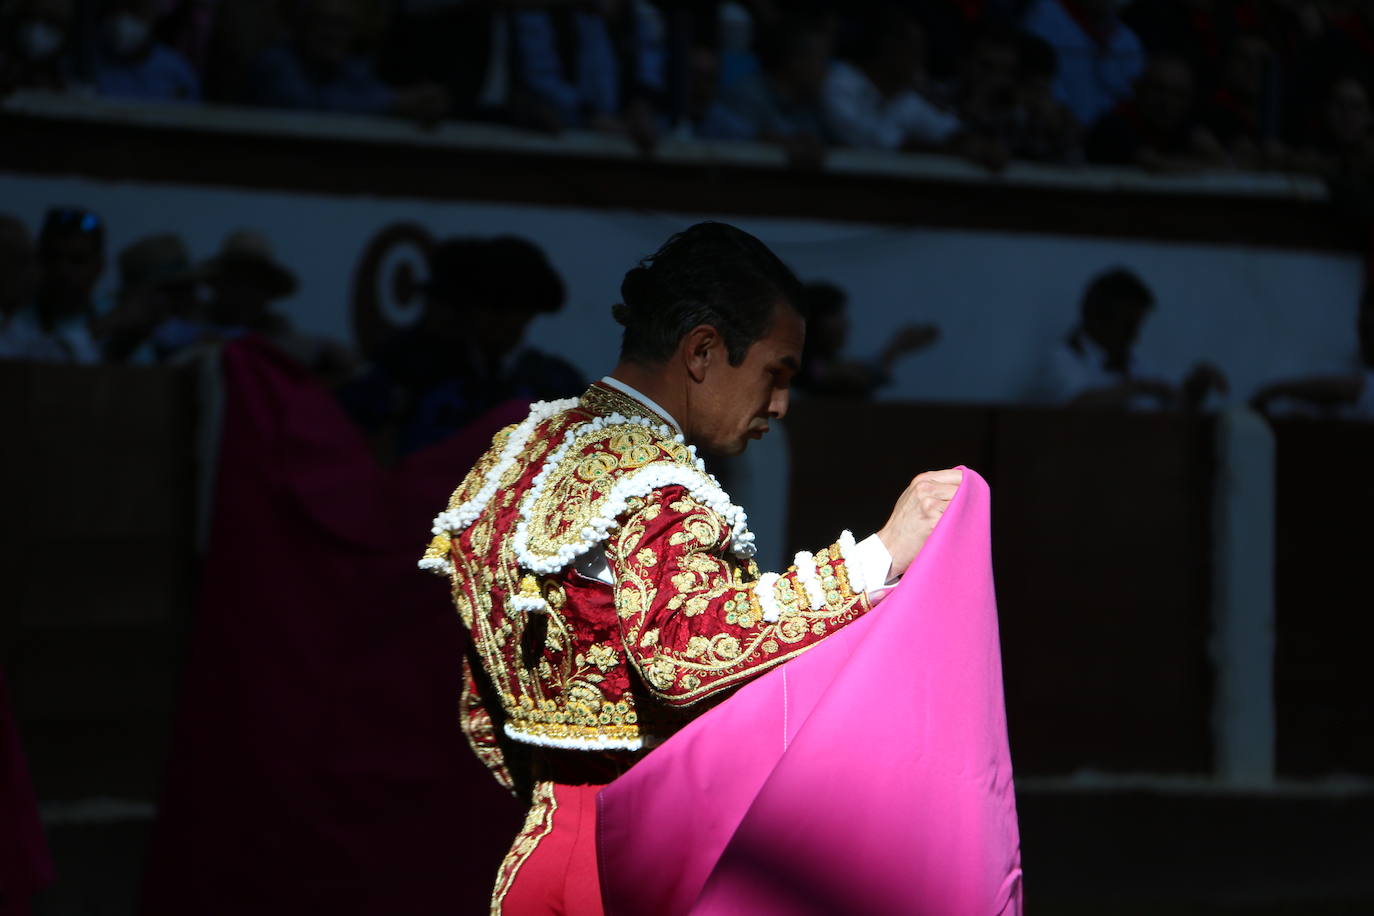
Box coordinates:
[611,302,632,326]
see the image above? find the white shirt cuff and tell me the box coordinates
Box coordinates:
[853,533,896,603]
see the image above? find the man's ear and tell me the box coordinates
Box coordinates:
[681,324,720,383]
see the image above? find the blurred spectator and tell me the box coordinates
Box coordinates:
[93,0,201,102]
[245,0,448,122]
[1201,33,1283,169]
[338,235,583,459]
[1251,295,1374,420]
[1086,54,1228,171]
[511,4,625,135]
[200,0,284,102]
[718,17,835,165]
[1039,267,1227,409]
[1010,30,1081,162]
[0,0,76,93]
[200,230,352,378]
[152,0,218,76]
[714,0,765,90]
[674,45,756,140]
[822,6,965,153]
[1022,0,1146,128]
[0,214,62,361]
[951,24,1076,166]
[9,207,107,363]
[793,281,939,398]
[1291,74,1374,179]
[1123,0,1246,93]
[379,0,512,123]
[95,232,202,362]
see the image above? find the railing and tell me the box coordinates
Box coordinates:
[0,89,1353,252]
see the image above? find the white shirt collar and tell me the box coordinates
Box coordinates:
[600,375,682,434]
[1072,331,1130,377]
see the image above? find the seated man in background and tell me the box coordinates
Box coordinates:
[510,2,633,138]
[822,6,964,154]
[246,0,448,122]
[7,207,107,364]
[718,16,835,166]
[93,0,201,102]
[1022,0,1145,128]
[95,232,202,363]
[338,235,583,460]
[793,280,939,398]
[1040,266,1228,409]
[1,0,76,94]
[0,214,60,361]
[1086,54,1228,171]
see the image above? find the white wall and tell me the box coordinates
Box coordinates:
[2,172,1362,403]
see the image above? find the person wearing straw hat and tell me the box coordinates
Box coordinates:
[201,229,298,332]
[200,229,354,378]
[98,232,202,363]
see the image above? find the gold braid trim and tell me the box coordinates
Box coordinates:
[490,781,558,914]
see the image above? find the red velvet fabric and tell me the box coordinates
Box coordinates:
[500,784,604,916]
[0,669,53,916]
[141,337,525,915]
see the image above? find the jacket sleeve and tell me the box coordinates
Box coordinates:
[459,656,516,795]
[605,485,871,708]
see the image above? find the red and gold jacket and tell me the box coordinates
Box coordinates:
[421,382,873,795]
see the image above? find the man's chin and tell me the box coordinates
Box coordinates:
[699,438,749,459]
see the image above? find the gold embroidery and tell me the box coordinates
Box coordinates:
[520,421,702,572]
[490,781,557,914]
[580,382,676,430]
[614,494,869,706]
[586,644,618,671]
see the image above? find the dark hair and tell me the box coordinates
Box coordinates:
[1018,31,1058,81]
[38,207,104,256]
[755,17,828,74]
[427,235,564,314]
[614,222,803,366]
[850,4,921,65]
[1082,267,1154,322]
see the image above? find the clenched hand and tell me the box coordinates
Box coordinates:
[876,468,964,577]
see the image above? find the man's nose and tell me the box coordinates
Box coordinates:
[769,388,790,420]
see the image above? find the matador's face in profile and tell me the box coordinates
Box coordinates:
[687,304,804,458]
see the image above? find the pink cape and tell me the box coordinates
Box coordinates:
[597,468,1022,915]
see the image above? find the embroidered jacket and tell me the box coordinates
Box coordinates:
[422,382,873,793]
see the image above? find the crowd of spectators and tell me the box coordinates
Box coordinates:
[2,205,1370,433]
[2,0,1374,176]
[0,205,590,460]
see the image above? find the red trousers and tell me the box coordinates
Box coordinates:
[492,783,605,915]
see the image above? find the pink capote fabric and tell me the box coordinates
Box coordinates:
[597,467,1022,916]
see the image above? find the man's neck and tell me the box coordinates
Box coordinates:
[608,362,687,435]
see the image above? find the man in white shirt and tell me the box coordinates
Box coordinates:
[822,8,962,152]
[1040,266,1227,409]
[824,6,967,153]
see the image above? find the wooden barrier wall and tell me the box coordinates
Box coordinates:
[0,362,197,800]
[786,401,1217,776]
[1272,418,1374,778]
